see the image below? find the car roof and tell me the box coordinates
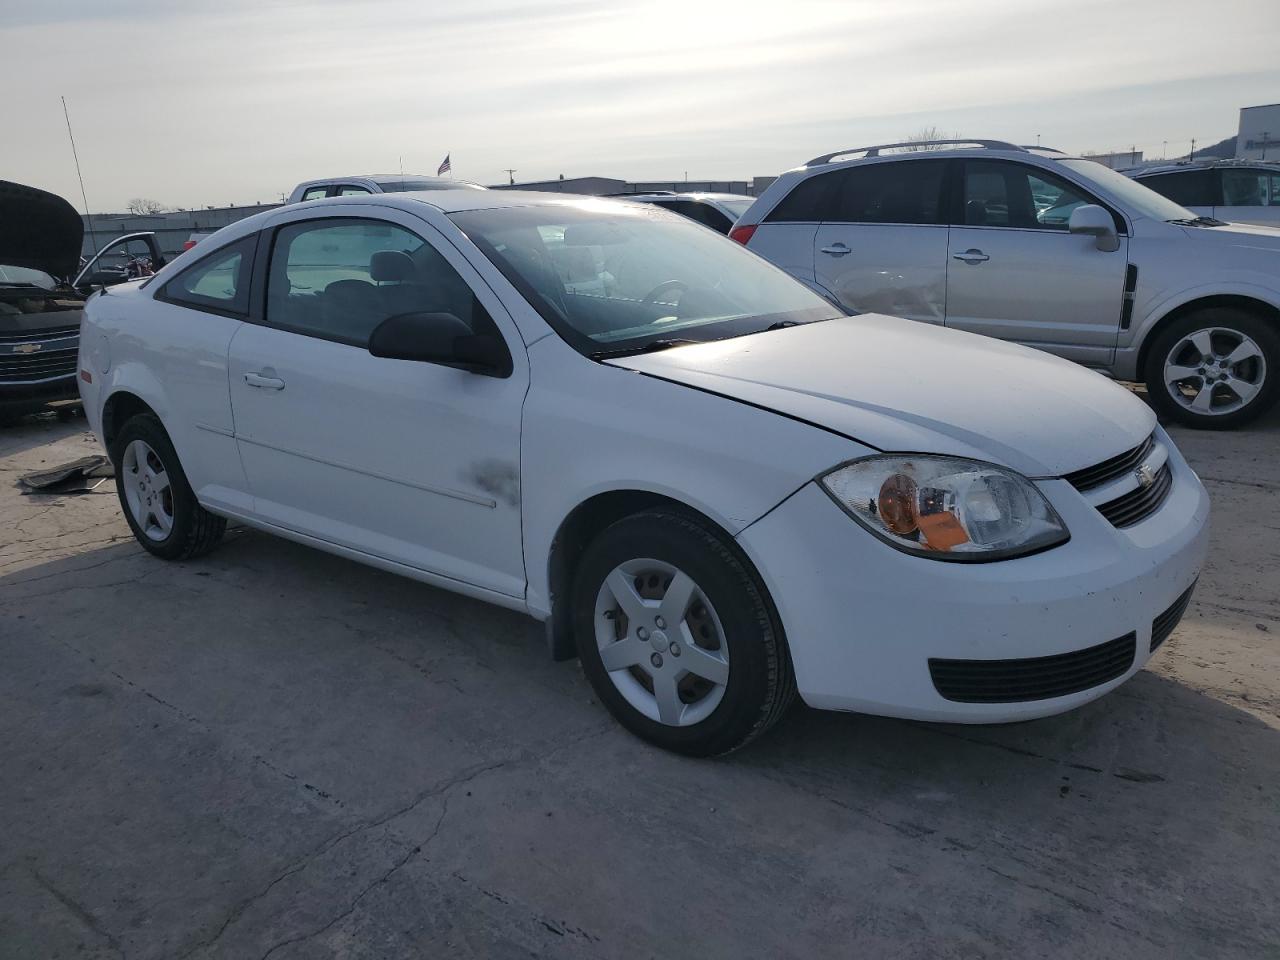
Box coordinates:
[782,144,1080,177]
[1130,159,1280,176]
[626,192,752,202]
[309,190,644,215]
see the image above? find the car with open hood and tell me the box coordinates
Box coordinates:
[1,180,165,415]
[78,191,1208,755]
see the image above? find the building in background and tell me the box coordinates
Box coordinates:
[490,175,775,196]
[1237,104,1280,160]
[81,203,279,260]
[1080,149,1144,170]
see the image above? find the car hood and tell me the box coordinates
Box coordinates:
[606,314,1155,477]
[0,180,84,281]
[1192,221,1280,247]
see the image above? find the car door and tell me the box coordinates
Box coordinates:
[1219,168,1280,226]
[227,208,529,599]
[944,160,1128,366]
[812,158,950,324]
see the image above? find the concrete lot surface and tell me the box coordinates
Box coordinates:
[1,406,1277,959]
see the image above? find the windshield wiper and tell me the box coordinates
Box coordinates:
[590,338,700,360]
[1167,216,1227,227]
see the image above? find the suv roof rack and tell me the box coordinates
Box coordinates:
[806,139,1026,166]
[1022,145,1065,154]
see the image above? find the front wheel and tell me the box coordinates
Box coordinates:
[111,413,226,560]
[572,510,796,756]
[1143,308,1280,428]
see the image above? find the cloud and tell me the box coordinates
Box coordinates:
[3,0,1277,208]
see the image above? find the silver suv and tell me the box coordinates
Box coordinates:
[1128,159,1280,228]
[733,140,1280,428]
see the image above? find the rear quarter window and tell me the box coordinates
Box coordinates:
[156,235,257,316]
[764,170,843,222]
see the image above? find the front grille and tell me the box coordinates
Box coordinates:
[1151,582,1196,653]
[1064,434,1155,492]
[0,348,78,384]
[929,633,1136,703]
[0,324,79,344]
[1096,463,1173,528]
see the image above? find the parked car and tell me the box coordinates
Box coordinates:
[731,139,1280,428]
[79,191,1208,755]
[1,180,164,416]
[1127,159,1280,228]
[287,174,486,203]
[621,192,755,234]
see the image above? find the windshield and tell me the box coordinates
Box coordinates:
[377,179,486,193]
[1059,159,1197,222]
[0,264,56,288]
[716,198,754,219]
[451,201,839,356]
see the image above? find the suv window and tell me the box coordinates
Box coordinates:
[264,218,487,347]
[300,187,328,202]
[159,236,256,315]
[1139,169,1217,207]
[1222,169,1276,206]
[962,161,1091,230]
[658,200,732,233]
[336,185,372,196]
[764,170,843,223]
[835,159,946,225]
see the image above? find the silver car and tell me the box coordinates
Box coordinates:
[733,140,1280,429]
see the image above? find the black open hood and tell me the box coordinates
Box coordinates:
[0,180,85,281]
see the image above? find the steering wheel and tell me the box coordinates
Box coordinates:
[641,279,688,304]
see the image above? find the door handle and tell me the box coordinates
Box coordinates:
[244,371,285,390]
[820,242,851,257]
[952,248,990,264]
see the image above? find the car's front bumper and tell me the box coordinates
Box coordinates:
[0,374,79,411]
[736,436,1210,723]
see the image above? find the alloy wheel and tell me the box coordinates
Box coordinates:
[121,439,174,542]
[1163,326,1267,417]
[593,558,730,727]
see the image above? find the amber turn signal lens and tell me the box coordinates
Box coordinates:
[877,473,919,535]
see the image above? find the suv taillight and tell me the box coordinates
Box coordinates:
[728,224,757,245]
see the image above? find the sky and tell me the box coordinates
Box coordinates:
[3,0,1279,212]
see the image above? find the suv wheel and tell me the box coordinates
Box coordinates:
[1144,307,1280,428]
[572,510,796,756]
[111,413,226,560]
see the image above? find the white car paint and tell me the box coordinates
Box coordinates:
[79,191,1208,727]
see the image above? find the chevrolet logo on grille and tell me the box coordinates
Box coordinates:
[12,342,43,355]
[1134,463,1158,489]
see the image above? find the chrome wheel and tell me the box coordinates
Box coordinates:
[1163,327,1267,417]
[593,558,730,727]
[120,439,174,542]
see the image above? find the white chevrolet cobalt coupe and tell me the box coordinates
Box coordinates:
[78,191,1209,755]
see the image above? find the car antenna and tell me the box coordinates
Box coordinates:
[61,95,100,269]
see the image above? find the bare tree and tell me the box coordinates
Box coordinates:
[900,127,959,152]
[126,198,168,215]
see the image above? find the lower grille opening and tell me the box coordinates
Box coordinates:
[1151,582,1196,653]
[929,633,1136,704]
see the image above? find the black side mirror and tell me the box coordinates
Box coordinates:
[368,312,512,377]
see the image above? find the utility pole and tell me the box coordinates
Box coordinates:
[1190,138,1196,160]
[504,169,517,185]
[1163,140,1167,159]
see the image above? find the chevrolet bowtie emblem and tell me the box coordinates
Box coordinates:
[1135,463,1157,489]
[12,342,43,355]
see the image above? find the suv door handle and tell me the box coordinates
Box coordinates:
[244,371,285,390]
[952,248,990,264]
[820,242,851,257]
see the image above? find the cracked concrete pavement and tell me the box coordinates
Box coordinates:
[1,405,1277,959]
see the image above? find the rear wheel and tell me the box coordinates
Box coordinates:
[573,510,795,756]
[111,413,226,560]
[1144,308,1280,428]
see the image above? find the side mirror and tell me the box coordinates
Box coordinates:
[1068,204,1120,252]
[368,312,512,377]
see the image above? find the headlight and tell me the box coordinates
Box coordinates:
[820,456,1069,561]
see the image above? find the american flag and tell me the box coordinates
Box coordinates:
[437,154,451,176]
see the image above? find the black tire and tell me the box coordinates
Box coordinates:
[110,413,226,560]
[572,510,796,756]
[1143,307,1280,429]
